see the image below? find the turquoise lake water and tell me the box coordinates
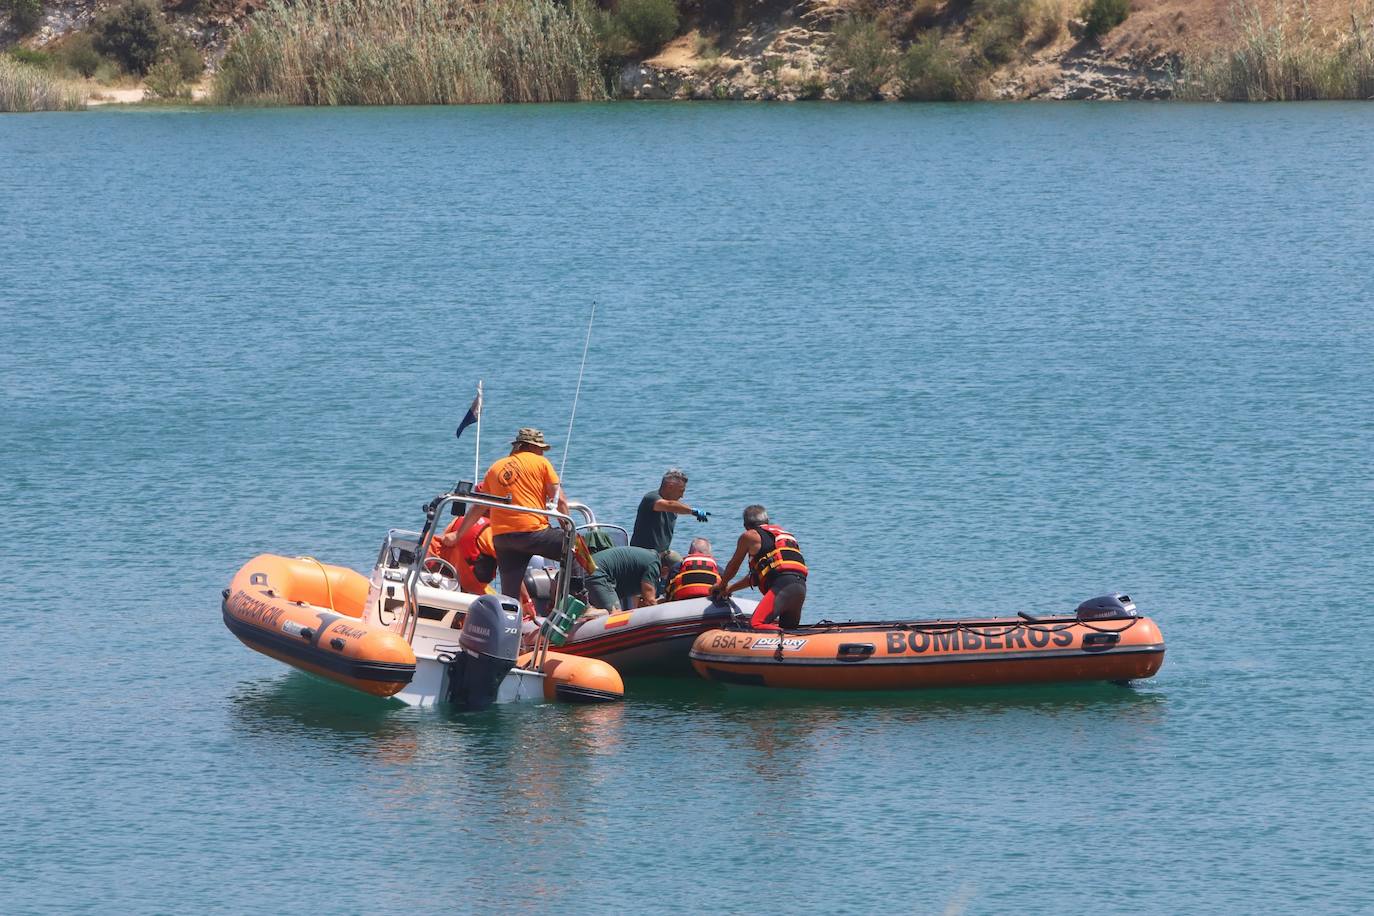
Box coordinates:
[2,102,1372,913]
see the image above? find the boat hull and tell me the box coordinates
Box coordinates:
[224,554,624,705]
[223,555,417,697]
[689,615,1164,690]
[392,651,623,707]
[556,597,754,675]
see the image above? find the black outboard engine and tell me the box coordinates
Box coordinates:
[445,594,522,710]
[1076,593,1137,620]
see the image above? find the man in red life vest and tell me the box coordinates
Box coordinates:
[664,537,723,602]
[710,505,808,630]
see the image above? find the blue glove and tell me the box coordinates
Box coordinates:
[692,508,710,522]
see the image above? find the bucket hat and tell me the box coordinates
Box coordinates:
[511,427,552,450]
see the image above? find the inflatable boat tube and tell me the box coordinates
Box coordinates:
[223,554,416,697]
[536,651,625,703]
[557,596,755,675]
[689,612,1164,690]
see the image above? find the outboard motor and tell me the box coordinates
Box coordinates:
[445,595,521,710]
[1076,593,1137,620]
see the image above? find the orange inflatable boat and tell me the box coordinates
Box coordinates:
[222,554,416,697]
[689,594,1164,691]
[223,549,624,706]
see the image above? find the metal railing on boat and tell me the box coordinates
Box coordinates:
[402,483,578,673]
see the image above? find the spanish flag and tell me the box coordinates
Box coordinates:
[573,533,597,573]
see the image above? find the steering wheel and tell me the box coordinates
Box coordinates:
[419,555,461,590]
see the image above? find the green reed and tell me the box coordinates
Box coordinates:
[1178,0,1374,100]
[0,56,88,112]
[212,0,606,105]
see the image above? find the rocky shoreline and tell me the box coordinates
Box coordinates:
[616,4,1180,103]
[620,49,1176,102]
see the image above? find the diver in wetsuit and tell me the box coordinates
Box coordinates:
[710,505,808,630]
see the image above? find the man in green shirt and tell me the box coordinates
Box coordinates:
[630,468,709,553]
[584,546,676,611]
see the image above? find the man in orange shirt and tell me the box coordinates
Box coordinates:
[453,427,571,600]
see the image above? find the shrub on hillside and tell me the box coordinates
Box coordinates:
[5,46,52,68]
[61,32,105,78]
[829,15,897,99]
[974,0,1036,39]
[583,0,635,61]
[3,0,44,35]
[144,56,189,98]
[1083,0,1130,40]
[169,35,203,80]
[899,31,978,100]
[1029,0,1065,47]
[971,14,1022,66]
[617,0,679,57]
[93,0,172,75]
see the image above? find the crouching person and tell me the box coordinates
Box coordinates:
[583,546,673,612]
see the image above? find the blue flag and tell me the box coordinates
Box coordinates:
[455,382,482,439]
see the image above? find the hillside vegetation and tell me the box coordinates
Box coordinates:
[0,51,86,109]
[213,0,604,104]
[3,0,1373,105]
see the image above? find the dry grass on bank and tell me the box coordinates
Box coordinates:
[212,0,606,105]
[1178,0,1374,99]
[0,56,88,112]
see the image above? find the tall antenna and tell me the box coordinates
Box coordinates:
[560,301,596,482]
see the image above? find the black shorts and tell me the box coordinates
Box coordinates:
[492,529,565,598]
[765,573,807,629]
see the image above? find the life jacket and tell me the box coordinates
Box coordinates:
[426,518,493,596]
[750,524,807,593]
[425,517,496,595]
[458,516,491,568]
[428,518,465,568]
[666,554,721,600]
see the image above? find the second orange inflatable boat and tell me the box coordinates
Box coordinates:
[689,594,1164,690]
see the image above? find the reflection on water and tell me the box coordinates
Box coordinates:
[228,669,1168,812]
[229,673,410,740]
[230,670,1165,735]
[630,673,1167,718]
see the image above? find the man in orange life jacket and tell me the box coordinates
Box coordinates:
[431,503,539,613]
[664,537,723,602]
[429,513,495,595]
[710,505,808,630]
